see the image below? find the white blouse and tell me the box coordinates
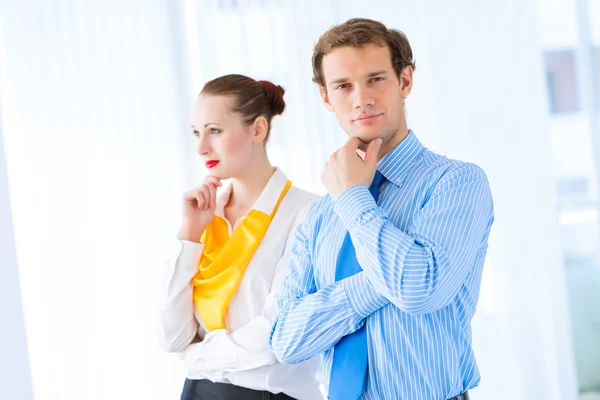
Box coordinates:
[157,168,322,400]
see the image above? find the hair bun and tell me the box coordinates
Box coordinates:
[258,80,286,116]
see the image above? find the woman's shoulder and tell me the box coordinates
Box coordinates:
[274,169,320,220]
[287,184,320,206]
[279,185,320,239]
[277,183,320,226]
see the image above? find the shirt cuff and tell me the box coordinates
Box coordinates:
[342,273,388,319]
[178,239,204,269]
[163,239,204,283]
[333,184,381,230]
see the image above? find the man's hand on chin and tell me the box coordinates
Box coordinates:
[321,137,383,200]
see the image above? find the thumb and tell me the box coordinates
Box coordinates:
[364,138,383,166]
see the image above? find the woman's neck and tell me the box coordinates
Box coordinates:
[227,156,275,209]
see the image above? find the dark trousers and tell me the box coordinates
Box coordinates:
[180,379,297,400]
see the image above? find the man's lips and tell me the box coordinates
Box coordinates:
[353,113,383,123]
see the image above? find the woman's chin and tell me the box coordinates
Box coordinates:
[206,170,229,180]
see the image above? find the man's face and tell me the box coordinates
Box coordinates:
[320,44,412,146]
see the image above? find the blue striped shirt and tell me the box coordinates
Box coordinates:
[270,131,495,400]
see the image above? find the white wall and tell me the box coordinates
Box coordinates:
[0,1,582,399]
[0,96,34,399]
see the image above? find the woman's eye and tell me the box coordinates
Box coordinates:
[192,130,200,137]
[210,128,221,134]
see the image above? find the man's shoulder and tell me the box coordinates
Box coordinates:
[419,148,489,186]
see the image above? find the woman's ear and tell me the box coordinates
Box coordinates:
[252,116,269,144]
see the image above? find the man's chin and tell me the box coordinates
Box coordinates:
[352,132,382,144]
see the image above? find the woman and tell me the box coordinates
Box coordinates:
[157,74,321,400]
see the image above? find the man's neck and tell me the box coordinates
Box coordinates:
[378,126,409,161]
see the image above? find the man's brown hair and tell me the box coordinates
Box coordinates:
[312,18,416,88]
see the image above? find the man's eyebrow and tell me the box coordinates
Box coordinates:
[329,76,350,85]
[367,70,388,77]
[328,70,389,85]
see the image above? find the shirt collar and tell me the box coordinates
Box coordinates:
[215,167,289,219]
[377,130,423,187]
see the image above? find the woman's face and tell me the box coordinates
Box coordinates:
[191,94,256,179]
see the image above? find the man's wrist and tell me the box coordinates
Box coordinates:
[333,184,377,228]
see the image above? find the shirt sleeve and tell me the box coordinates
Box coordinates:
[333,164,494,315]
[269,204,388,365]
[156,240,204,353]
[184,202,320,374]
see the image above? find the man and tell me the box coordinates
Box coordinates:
[270,18,494,400]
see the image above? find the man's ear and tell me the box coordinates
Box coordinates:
[399,65,413,98]
[319,86,335,112]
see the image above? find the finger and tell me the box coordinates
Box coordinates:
[205,175,222,188]
[194,190,206,209]
[346,137,366,156]
[321,161,329,178]
[184,189,200,202]
[200,185,211,210]
[356,139,368,153]
[185,181,209,198]
[348,137,369,152]
[365,138,383,166]
[203,177,220,209]
[347,137,367,160]
[355,148,366,161]
[329,150,339,161]
[206,182,217,209]
[184,190,194,201]
[320,166,327,184]
[346,136,363,148]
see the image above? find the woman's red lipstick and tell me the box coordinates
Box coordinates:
[205,160,220,169]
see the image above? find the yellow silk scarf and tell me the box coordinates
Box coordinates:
[192,180,292,331]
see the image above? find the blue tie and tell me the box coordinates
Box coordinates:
[329,171,386,400]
